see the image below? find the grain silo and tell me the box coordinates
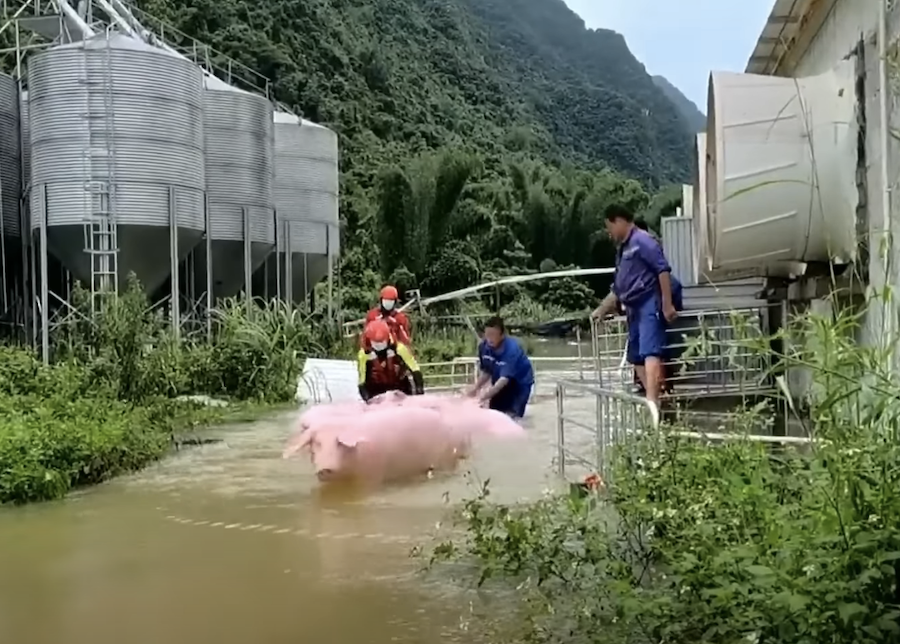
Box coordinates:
[28,32,205,295]
[195,75,274,300]
[259,111,339,301]
[0,73,21,244]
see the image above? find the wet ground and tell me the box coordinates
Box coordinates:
[0,340,603,644]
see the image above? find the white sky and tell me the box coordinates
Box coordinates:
[562,0,775,109]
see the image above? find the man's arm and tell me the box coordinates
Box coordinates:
[658,272,674,311]
[591,291,618,320]
[480,376,509,403]
[468,370,491,396]
[636,236,674,310]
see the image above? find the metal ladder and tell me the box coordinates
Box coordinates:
[81,32,119,312]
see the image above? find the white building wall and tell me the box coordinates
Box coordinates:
[784,1,900,349]
[792,0,878,77]
[767,0,900,392]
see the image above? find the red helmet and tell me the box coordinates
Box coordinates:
[380,285,399,301]
[364,319,392,348]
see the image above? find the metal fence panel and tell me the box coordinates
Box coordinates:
[661,214,696,286]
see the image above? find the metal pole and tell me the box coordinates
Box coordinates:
[242,206,251,310]
[595,389,604,481]
[275,219,283,301]
[29,199,36,347]
[167,186,180,337]
[575,326,583,379]
[556,382,565,478]
[285,221,293,307]
[878,0,893,357]
[326,224,333,319]
[303,251,309,302]
[204,193,212,339]
[39,185,48,364]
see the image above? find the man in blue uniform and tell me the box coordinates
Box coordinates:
[467,316,534,420]
[591,205,678,405]
[630,219,684,394]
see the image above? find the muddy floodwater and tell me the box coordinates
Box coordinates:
[0,339,604,644]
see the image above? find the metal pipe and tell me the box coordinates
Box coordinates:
[168,186,179,337]
[52,0,94,38]
[204,193,212,339]
[242,206,251,310]
[575,326,583,379]
[284,221,293,305]
[326,224,333,319]
[879,0,892,349]
[556,382,565,478]
[39,184,48,363]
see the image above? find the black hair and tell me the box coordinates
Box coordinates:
[484,316,505,333]
[634,218,649,231]
[603,204,634,223]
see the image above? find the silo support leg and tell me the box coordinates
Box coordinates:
[204,193,212,339]
[242,206,251,310]
[39,185,48,365]
[168,187,180,338]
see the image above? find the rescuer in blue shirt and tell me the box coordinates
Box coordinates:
[591,204,678,404]
[467,316,535,420]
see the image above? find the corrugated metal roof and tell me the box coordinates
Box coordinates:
[745,0,812,75]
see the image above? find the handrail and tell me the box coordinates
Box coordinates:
[555,380,659,481]
[555,378,813,485]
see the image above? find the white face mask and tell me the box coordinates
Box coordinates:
[371,341,388,352]
[381,299,395,311]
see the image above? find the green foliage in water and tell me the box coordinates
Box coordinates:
[429,299,900,643]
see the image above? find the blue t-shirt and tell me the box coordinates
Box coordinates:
[478,337,534,387]
[613,228,673,306]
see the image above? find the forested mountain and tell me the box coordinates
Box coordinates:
[134,0,694,186]
[652,75,706,132]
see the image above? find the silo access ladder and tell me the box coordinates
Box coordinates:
[81,32,119,310]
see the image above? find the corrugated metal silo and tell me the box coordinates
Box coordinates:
[260,111,339,300]
[0,73,21,242]
[28,32,205,294]
[195,75,274,299]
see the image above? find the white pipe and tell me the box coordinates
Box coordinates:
[878,0,892,349]
[53,0,95,39]
[93,0,139,39]
[341,266,618,329]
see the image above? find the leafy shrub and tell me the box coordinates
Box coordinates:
[428,296,900,644]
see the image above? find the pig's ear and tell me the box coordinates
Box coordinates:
[337,434,363,450]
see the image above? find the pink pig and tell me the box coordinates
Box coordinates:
[381,392,526,439]
[288,406,468,485]
[282,401,366,459]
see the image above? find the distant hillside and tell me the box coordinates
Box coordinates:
[123,0,694,186]
[652,75,705,132]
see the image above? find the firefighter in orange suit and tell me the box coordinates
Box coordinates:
[357,320,424,403]
[362,285,412,347]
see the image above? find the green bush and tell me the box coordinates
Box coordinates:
[428,296,900,644]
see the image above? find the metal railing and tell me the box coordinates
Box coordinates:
[419,355,598,396]
[591,305,775,397]
[554,380,813,486]
[555,380,659,482]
